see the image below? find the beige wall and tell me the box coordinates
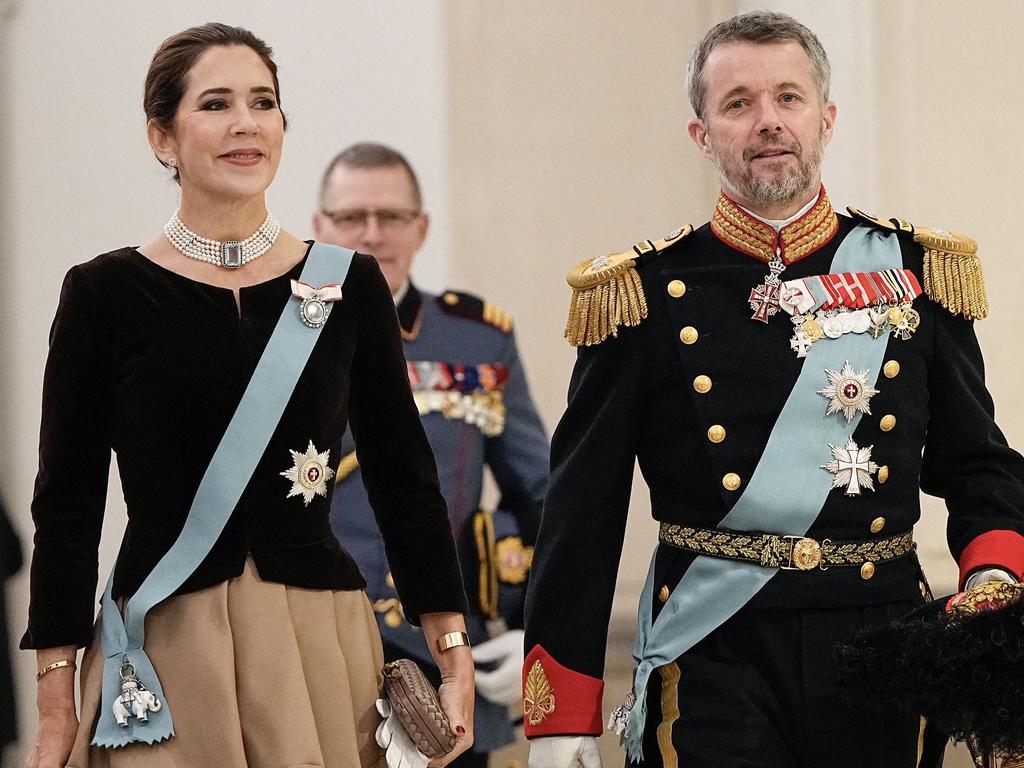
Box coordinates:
[2,1,1023,764]
[0,2,452,763]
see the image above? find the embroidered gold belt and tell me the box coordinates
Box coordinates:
[658,522,914,571]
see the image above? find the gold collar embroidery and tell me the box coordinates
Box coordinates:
[711,188,839,265]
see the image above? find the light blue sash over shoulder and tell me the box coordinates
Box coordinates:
[624,227,903,759]
[93,243,355,747]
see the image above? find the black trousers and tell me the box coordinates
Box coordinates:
[632,601,934,768]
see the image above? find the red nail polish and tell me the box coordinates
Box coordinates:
[455,725,466,734]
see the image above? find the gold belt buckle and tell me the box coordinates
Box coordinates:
[780,535,822,571]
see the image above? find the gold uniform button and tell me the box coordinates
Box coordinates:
[880,414,897,432]
[860,562,876,580]
[722,472,742,491]
[443,292,459,305]
[870,517,886,534]
[878,465,890,484]
[883,360,901,378]
[667,280,687,298]
[707,424,726,443]
[658,585,671,603]
[679,326,699,345]
[693,375,712,394]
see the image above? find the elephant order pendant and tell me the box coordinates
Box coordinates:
[113,661,163,727]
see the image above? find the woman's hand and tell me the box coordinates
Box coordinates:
[26,709,79,768]
[419,612,475,767]
[26,646,79,768]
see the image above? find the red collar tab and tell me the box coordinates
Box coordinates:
[711,187,839,265]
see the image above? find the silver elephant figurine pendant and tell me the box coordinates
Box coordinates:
[113,661,163,727]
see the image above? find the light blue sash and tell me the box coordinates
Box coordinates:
[624,227,902,759]
[93,243,355,747]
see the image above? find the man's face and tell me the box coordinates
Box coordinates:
[687,41,836,215]
[313,164,428,294]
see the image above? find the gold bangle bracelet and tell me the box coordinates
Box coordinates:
[36,659,76,681]
[437,631,470,653]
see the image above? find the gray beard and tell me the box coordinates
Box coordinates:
[710,128,824,210]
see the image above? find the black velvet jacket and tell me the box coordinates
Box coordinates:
[22,244,467,650]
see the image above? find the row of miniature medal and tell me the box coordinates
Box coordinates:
[748,259,922,356]
[747,260,920,497]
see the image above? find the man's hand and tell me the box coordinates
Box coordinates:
[528,735,603,768]
[471,628,524,706]
[946,577,1023,620]
[963,567,1018,590]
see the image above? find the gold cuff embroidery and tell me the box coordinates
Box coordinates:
[524,660,556,725]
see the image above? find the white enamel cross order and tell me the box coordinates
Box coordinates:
[822,438,879,496]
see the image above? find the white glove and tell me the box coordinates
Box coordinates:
[528,735,603,768]
[374,699,430,768]
[471,628,524,706]
[964,567,1018,589]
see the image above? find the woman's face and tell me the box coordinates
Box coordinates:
[157,44,284,202]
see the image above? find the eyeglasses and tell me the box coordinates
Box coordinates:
[320,207,421,232]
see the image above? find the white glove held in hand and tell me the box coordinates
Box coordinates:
[471,628,524,706]
[374,699,430,768]
[528,735,603,768]
[964,567,1018,589]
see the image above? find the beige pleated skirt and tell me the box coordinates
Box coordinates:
[69,559,386,768]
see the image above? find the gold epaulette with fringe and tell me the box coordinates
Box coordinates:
[914,226,988,320]
[564,225,692,347]
[847,207,988,320]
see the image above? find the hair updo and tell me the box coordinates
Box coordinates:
[143,22,287,182]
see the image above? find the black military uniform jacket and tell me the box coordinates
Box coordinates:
[522,190,1024,737]
[23,245,466,651]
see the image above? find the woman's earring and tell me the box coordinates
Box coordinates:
[167,157,177,167]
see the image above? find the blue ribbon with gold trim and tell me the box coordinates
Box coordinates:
[92,243,354,747]
[624,227,904,760]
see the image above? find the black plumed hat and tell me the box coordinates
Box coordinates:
[833,582,1024,761]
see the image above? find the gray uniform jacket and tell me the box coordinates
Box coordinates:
[331,283,549,751]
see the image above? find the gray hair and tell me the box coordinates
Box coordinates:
[319,142,422,209]
[686,11,831,120]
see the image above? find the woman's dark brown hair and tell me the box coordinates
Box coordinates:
[144,23,287,182]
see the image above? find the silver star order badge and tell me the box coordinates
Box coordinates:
[280,440,335,505]
[586,254,612,272]
[822,438,879,496]
[817,361,879,422]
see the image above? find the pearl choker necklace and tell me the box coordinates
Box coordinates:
[163,210,281,269]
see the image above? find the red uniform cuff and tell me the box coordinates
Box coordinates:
[522,644,604,737]
[958,529,1024,589]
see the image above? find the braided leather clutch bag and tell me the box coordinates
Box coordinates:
[382,659,457,758]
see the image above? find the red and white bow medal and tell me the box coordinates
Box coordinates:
[291,279,343,328]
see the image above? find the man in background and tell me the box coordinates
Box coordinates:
[315,143,549,767]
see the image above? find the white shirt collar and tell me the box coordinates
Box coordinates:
[738,191,820,232]
[391,279,411,306]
